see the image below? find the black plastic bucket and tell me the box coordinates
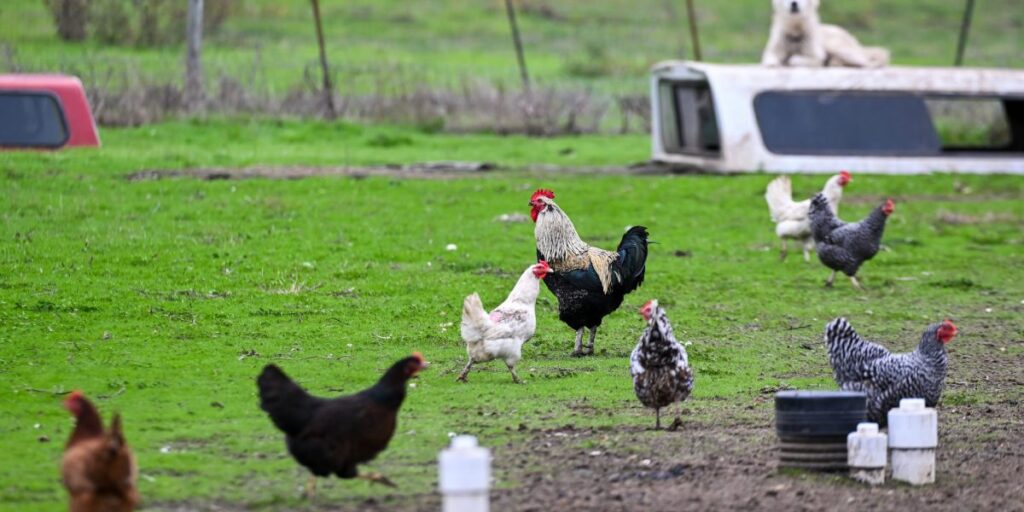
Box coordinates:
[775,390,866,471]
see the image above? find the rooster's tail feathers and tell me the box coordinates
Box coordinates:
[460,293,491,344]
[765,176,794,222]
[257,364,321,437]
[616,226,649,292]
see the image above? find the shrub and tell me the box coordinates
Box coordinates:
[43,0,89,42]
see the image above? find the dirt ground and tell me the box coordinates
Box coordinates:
[196,332,1020,512]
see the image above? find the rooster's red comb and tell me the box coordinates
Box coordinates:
[531,189,555,202]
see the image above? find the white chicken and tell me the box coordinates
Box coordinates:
[765,172,850,262]
[458,260,550,384]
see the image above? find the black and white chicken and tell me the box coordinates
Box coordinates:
[825,318,957,424]
[630,300,694,430]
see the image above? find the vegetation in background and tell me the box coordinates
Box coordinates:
[4,0,1022,132]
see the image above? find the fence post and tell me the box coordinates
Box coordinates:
[685,0,702,61]
[185,0,204,111]
[954,0,975,66]
[504,0,531,92]
[310,0,337,119]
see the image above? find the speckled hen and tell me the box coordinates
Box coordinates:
[630,300,694,430]
[824,318,958,424]
[808,193,893,289]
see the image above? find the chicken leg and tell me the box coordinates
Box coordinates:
[779,239,788,261]
[667,403,684,431]
[584,326,597,355]
[358,472,398,488]
[506,361,523,384]
[304,474,317,499]
[655,408,661,429]
[571,328,586,356]
[850,276,863,290]
[825,270,836,287]
[456,361,473,382]
[802,239,814,263]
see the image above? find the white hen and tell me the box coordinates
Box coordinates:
[765,172,850,262]
[458,261,550,384]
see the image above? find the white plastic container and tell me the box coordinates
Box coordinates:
[847,422,887,485]
[439,435,491,512]
[887,398,938,485]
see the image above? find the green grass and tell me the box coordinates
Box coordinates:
[2,0,1021,97]
[1,121,1022,510]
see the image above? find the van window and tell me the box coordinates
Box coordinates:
[754,91,941,156]
[659,81,720,156]
[0,92,69,148]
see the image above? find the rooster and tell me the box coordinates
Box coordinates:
[630,300,694,430]
[529,189,649,356]
[764,172,850,262]
[61,391,139,512]
[809,193,893,289]
[824,318,958,424]
[458,260,550,383]
[257,353,429,496]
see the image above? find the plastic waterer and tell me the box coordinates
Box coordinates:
[847,422,887,485]
[888,398,938,485]
[439,435,491,512]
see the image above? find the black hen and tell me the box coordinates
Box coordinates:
[257,354,428,495]
[808,193,893,289]
[529,189,648,356]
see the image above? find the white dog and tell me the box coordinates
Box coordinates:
[762,0,890,68]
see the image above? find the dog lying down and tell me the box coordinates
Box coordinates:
[762,0,890,68]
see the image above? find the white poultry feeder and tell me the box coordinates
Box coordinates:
[649,61,1024,174]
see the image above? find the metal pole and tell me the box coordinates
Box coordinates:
[185,0,204,111]
[954,0,975,66]
[504,0,531,92]
[685,0,702,61]
[310,0,336,119]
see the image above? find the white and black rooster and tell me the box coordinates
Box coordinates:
[825,317,958,424]
[630,300,694,430]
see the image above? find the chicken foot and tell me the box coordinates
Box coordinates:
[779,239,788,261]
[571,328,585,356]
[584,326,597,355]
[802,239,814,263]
[825,270,836,287]
[304,475,317,499]
[358,472,398,488]
[667,403,684,431]
[456,361,473,382]
[850,275,863,290]
[506,361,523,384]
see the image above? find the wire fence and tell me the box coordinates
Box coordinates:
[2,0,1021,133]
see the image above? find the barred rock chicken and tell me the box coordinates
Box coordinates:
[809,193,893,289]
[825,318,958,424]
[61,391,139,512]
[257,354,428,496]
[765,172,850,262]
[630,300,694,430]
[529,189,649,356]
[458,260,550,384]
